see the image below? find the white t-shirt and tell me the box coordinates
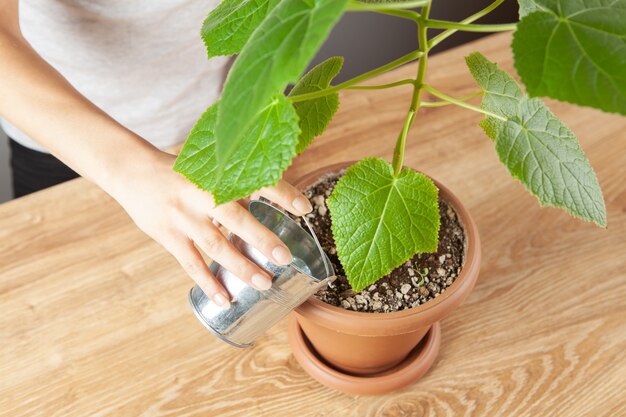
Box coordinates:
[1,0,228,152]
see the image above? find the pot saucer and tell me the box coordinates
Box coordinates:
[288,316,441,395]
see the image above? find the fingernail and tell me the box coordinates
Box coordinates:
[252,273,272,291]
[272,246,292,265]
[292,196,313,214]
[213,293,230,309]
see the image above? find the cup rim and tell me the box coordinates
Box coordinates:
[248,199,334,283]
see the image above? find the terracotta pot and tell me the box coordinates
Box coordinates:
[291,161,481,377]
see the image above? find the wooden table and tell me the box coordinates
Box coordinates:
[1,33,625,417]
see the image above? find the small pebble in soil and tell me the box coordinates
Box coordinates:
[299,170,466,313]
[400,284,412,295]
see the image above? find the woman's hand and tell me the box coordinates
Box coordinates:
[108,150,312,309]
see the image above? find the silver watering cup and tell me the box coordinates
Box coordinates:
[188,199,335,347]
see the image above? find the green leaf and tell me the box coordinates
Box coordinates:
[513,0,626,115]
[201,0,281,58]
[174,95,300,204]
[288,56,343,153]
[215,0,348,164]
[327,158,440,292]
[466,52,606,227]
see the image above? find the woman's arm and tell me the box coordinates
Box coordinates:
[0,0,313,308]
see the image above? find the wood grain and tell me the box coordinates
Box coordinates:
[1,33,625,417]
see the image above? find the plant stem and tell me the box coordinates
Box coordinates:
[423,85,506,121]
[289,50,423,103]
[375,9,420,21]
[347,0,429,11]
[462,0,507,22]
[293,0,509,177]
[410,8,430,111]
[391,2,432,175]
[425,19,517,32]
[392,110,415,175]
[420,91,482,107]
[429,0,508,48]
[346,79,415,90]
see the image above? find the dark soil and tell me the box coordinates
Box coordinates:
[300,170,466,313]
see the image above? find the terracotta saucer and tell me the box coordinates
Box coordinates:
[288,316,441,395]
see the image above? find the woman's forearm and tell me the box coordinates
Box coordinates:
[0,7,158,195]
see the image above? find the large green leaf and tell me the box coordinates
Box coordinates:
[215,0,348,164]
[201,0,281,58]
[327,158,440,292]
[174,96,300,204]
[288,56,343,153]
[466,52,606,227]
[513,0,626,115]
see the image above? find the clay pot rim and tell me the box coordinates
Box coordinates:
[294,160,481,333]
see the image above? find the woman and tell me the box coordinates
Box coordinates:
[0,0,313,309]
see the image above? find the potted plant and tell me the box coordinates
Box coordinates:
[174,0,620,394]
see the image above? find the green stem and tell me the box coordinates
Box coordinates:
[420,91,482,107]
[347,0,429,11]
[429,0,508,48]
[375,9,420,21]
[425,19,517,32]
[423,85,506,121]
[346,79,415,90]
[392,110,416,175]
[409,8,430,112]
[462,0,506,22]
[289,50,423,103]
[392,2,431,176]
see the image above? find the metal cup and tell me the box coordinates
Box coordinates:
[188,199,335,347]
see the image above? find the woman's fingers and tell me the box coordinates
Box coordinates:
[115,154,310,310]
[213,179,314,268]
[168,239,231,309]
[212,202,293,266]
[190,223,273,292]
[256,179,313,216]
